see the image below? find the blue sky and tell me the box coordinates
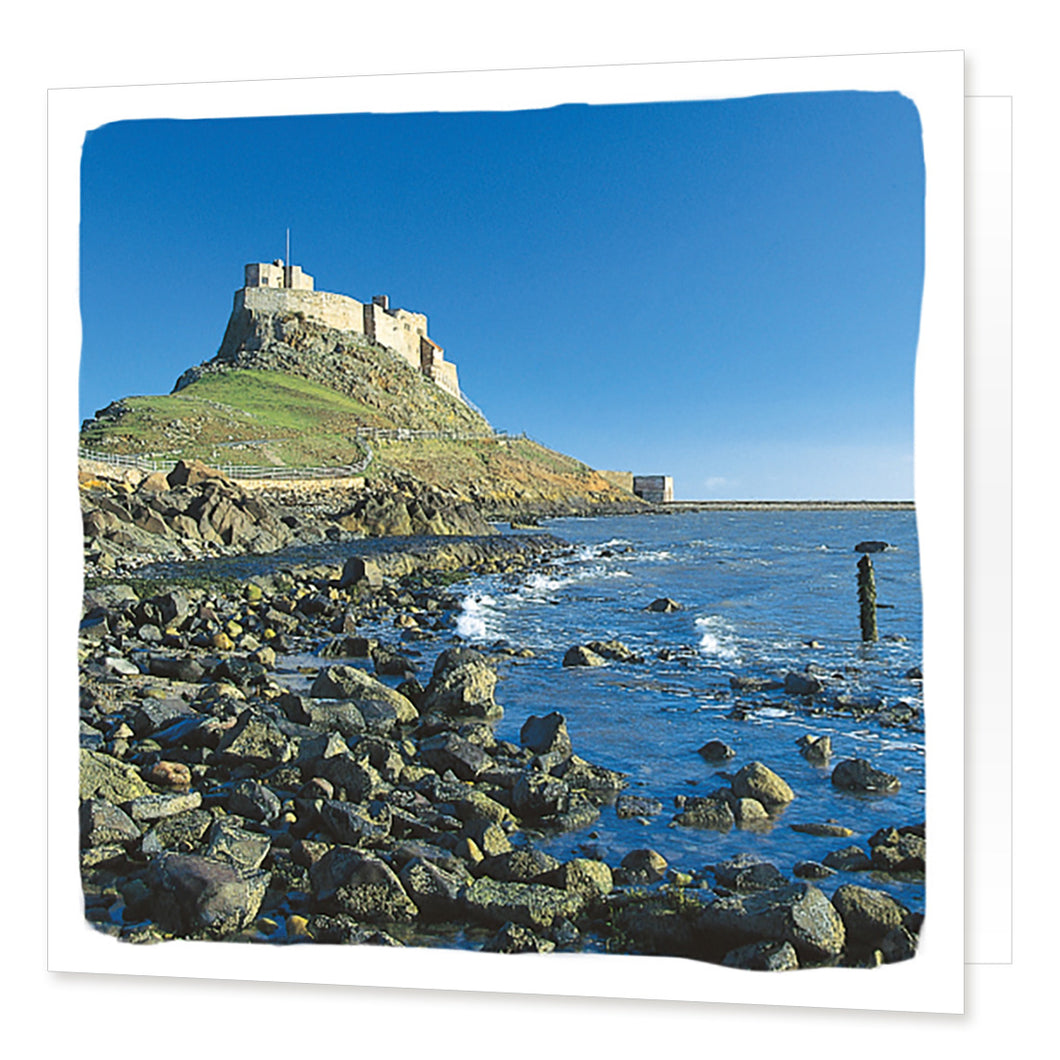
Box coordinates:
[79,92,924,499]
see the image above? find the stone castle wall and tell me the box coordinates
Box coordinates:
[364,302,424,370]
[237,278,463,401]
[426,359,460,397]
[241,286,367,335]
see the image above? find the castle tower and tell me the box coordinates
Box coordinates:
[244,259,314,291]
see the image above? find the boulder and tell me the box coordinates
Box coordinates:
[481,922,556,954]
[831,884,911,946]
[79,799,141,848]
[672,796,735,831]
[462,820,512,859]
[879,925,919,963]
[319,799,392,845]
[421,650,500,720]
[784,672,823,696]
[618,848,668,884]
[204,818,271,872]
[831,758,901,794]
[317,754,385,801]
[460,877,584,930]
[339,556,384,589]
[584,640,644,663]
[822,845,873,872]
[697,739,736,763]
[124,791,203,822]
[541,858,613,899]
[869,828,926,872]
[562,645,607,668]
[419,732,494,781]
[797,734,832,765]
[790,821,855,838]
[147,656,206,683]
[310,665,418,724]
[322,635,378,658]
[732,798,771,827]
[372,646,416,677]
[477,849,561,884]
[147,852,269,937]
[645,598,682,612]
[710,854,787,892]
[398,857,466,920]
[79,750,152,803]
[130,697,200,738]
[166,459,226,488]
[512,772,570,820]
[453,789,515,827]
[615,794,664,819]
[554,755,629,798]
[721,940,800,971]
[793,861,837,880]
[140,809,213,855]
[300,701,367,740]
[519,712,573,761]
[214,711,294,768]
[309,847,418,921]
[731,761,794,810]
[142,760,192,791]
[225,779,281,823]
[698,882,846,964]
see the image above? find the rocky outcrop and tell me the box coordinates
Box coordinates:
[81,460,294,572]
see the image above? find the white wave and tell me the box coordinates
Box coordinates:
[521,572,573,595]
[454,593,500,641]
[694,615,741,660]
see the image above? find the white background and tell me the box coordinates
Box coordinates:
[4,0,1051,1053]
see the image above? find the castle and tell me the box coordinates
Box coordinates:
[240,260,462,400]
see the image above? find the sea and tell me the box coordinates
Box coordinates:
[287,508,924,914]
[439,509,925,913]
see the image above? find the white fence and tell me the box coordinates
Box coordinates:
[78,427,539,481]
[78,445,374,481]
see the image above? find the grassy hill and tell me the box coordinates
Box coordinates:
[80,367,638,515]
[82,370,387,469]
[80,299,643,519]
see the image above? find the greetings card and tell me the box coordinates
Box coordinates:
[49,51,965,1013]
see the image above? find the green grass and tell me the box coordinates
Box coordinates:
[80,367,627,507]
[81,370,384,468]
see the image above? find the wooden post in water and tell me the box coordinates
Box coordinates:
[857,554,878,642]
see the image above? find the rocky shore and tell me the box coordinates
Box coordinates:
[79,532,924,969]
[80,458,643,578]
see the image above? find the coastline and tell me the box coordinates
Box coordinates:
[78,517,924,967]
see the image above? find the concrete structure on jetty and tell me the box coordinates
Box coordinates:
[633,475,674,503]
[241,260,462,399]
[599,471,675,502]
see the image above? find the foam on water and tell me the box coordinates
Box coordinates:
[454,593,500,642]
[694,614,741,661]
